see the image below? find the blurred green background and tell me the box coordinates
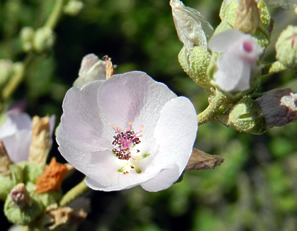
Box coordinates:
[1,0,297,230]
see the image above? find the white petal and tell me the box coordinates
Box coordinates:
[60,80,110,152]
[209,29,247,52]
[141,165,180,192]
[0,113,31,138]
[57,126,120,186]
[214,53,245,92]
[141,97,197,191]
[3,130,31,163]
[85,169,156,191]
[97,71,176,139]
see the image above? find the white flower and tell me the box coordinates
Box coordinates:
[0,111,55,163]
[209,29,263,92]
[56,71,198,192]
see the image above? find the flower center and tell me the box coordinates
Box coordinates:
[111,122,147,174]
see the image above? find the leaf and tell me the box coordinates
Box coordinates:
[35,157,67,194]
[185,148,224,171]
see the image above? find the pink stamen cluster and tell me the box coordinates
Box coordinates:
[111,122,143,160]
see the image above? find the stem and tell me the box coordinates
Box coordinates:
[197,90,227,125]
[59,179,90,206]
[44,0,65,29]
[2,54,34,100]
[261,61,287,76]
[2,0,65,101]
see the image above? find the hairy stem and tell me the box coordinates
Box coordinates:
[59,179,90,206]
[198,89,227,125]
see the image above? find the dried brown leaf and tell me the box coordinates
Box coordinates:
[35,157,67,194]
[185,148,224,171]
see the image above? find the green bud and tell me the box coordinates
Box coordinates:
[26,182,61,208]
[220,0,238,26]
[63,0,84,16]
[17,162,43,184]
[220,0,271,29]
[228,96,266,134]
[10,164,24,184]
[20,27,34,52]
[33,27,55,53]
[0,174,14,200]
[275,25,297,70]
[178,46,211,88]
[218,0,270,49]
[4,185,43,225]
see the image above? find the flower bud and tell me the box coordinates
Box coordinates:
[228,96,266,134]
[4,184,43,225]
[17,162,43,184]
[63,0,84,16]
[220,0,239,26]
[73,54,107,88]
[20,27,34,52]
[255,88,297,128]
[170,0,213,53]
[29,116,52,167]
[275,25,297,70]
[208,29,263,93]
[10,183,32,210]
[219,0,270,48]
[178,46,211,88]
[234,0,260,34]
[0,174,14,200]
[25,181,61,208]
[33,27,55,53]
[10,164,24,184]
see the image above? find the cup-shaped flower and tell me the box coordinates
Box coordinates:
[209,29,263,92]
[0,111,55,163]
[56,71,198,192]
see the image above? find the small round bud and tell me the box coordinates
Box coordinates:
[4,184,43,225]
[20,27,34,52]
[33,27,55,53]
[228,96,266,134]
[275,25,297,70]
[20,27,34,42]
[255,88,297,128]
[63,0,84,16]
[178,46,211,88]
[10,183,32,210]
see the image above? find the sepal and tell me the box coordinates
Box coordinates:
[228,96,266,134]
